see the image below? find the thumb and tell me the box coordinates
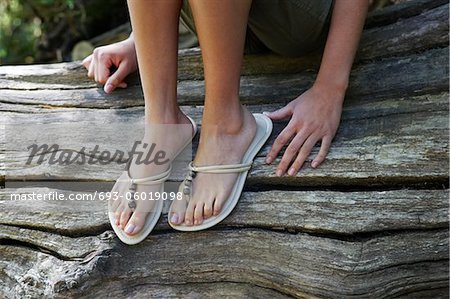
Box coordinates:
[264,105,292,121]
[104,63,129,93]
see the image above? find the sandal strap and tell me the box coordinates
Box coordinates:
[126,165,172,185]
[188,161,252,174]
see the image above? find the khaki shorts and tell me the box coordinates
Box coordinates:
[180,0,333,57]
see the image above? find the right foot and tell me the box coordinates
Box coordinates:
[169,106,256,226]
[110,111,195,235]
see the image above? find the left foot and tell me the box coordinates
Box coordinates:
[170,106,256,226]
[110,112,194,235]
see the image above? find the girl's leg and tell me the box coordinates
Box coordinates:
[113,0,193,235]
[129,0,183,124]
[170,0,256,226]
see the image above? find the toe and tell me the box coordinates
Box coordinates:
[119,207,132,229]
[170,212,180,225]
[124,212,144,235]
[170,209,186,225]
[213,196,225,216]
[169,194,188,225]
[124,221,137,235]
[184,201,195,226]
[114,203,124,226]
[194,202,204,225]
[203,200,213,219]
[111,197,121,211]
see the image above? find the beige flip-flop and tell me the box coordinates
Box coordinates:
[108,116,197,245]
[169,113,272,231]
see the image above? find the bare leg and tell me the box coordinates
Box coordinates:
[112,0,193,235]
[170,0,256,226]
[130,0,183,124]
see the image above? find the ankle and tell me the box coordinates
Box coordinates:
[145,107,185,124]
[202,105,251,135]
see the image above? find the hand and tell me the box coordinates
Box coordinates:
[265,84,344,176]
[82,37,138,93]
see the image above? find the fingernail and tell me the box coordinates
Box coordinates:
[104,83,114,93]
[276,169,283,177]
[288,167,295,176]
[125,224,135,234]
[170,213,179,224]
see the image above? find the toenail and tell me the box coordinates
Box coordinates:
[125,224,135,234]
[185,220,191,225]
[171,213,179,224]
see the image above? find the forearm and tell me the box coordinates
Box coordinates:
[315,0,369,96]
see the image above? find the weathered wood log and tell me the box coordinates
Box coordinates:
[0,45,447,110]
[1,224,448,298]
[1,188,447,236]
[0,1,448,298]
[3,93,448,188]
[0,46,447,113]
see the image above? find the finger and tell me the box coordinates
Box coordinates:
[82,55,92,69]
[266,126,295,165]
[87,57,95,78]
[264,105,292,121]
[95,62,111,85]
[311,135,332,168]
[277,130,310,176]
[104,63,129,93]
[288,135,319,176]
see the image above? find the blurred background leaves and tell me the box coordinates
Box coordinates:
[0,0,128,65]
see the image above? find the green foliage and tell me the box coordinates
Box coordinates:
[0,0,79,64]
[0,0,128,65]
[1,0,35,64]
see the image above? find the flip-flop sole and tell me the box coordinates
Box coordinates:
[108,116,198,245]
[169,113,273,231]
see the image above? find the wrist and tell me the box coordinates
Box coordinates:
[314,74,349,94]
[311,80,347,105]
[124,33,135,47]
[120,37,136,57]
[314,76,348,96]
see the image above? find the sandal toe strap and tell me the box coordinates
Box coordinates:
[188,161,252,174]
[127,165,172,185]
